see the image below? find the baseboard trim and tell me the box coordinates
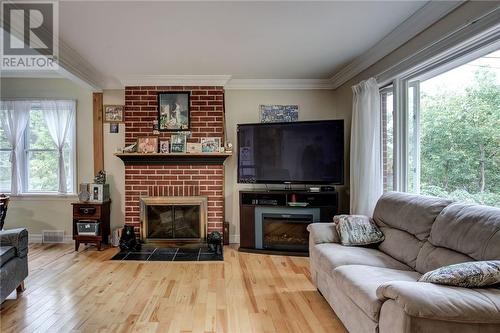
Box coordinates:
[229,234,240,244]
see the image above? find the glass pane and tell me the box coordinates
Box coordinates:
[0,125,11,149]
[27,108,55,150]
[407,83,419,193]
[0,151,11,193]
[27,151,58,192]
[416,49,500,207]
[381,89,394,191]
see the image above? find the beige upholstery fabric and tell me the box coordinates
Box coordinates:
[307,223,340,245]
[416,242,473,273]
[373,192,451,269]
[430,203,500,261]
[316,267,379,333]
[311,242,412,274]
[376,281,500,324]
[373,192,452,240]
[378,226,425,269]
[379,299,500,333]
[333,265,421,320]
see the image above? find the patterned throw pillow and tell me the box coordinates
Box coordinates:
[419,261,500,287]
[333,215,385,246]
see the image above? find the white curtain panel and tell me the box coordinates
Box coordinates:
[41,100,76,194]
[0,101,31,195]
[350,77,382,216]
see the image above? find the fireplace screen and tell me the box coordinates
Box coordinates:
[262,213,311,252]
[147,205,200,239]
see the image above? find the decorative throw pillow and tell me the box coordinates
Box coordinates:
[333,215,385,246]
[418,261,500,287]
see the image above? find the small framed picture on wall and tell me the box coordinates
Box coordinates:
[103,105,124,123]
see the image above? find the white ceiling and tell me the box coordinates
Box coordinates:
[56,1,429,88]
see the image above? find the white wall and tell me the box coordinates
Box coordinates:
[102,90,126,233]
[224,89,347,243]
[1,78,94,240]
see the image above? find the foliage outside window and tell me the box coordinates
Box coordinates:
[382,49,500,207]
[0,101,76,195]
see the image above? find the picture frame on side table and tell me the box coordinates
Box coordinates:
[170,134,187,153]
[201,137,221,153]
[158,92,190,131]
[103,105,124,123]
[137,137,158,153]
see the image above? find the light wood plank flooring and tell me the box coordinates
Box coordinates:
[0,244,346,333]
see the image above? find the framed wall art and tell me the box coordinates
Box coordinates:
[103,105,124,123]
[170,134,187,153]
[158,92,190,131]
[259,104,299,123]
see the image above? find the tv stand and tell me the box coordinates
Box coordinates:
[239,190,338,255]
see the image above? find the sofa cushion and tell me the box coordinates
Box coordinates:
[419,261,500,288]
[416,242,474,273]
[312,242,412,274]
[373,192,452,240]
[333,265,421,321]
[0,246,16,266]
[429,203,500,261]
[373,192,452,269]
[333,215,384,246]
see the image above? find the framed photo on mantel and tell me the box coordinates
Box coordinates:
[158,92,190,131]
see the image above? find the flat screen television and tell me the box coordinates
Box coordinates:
[237,120,344,184]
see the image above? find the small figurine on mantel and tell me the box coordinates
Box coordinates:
[94,170,106,184]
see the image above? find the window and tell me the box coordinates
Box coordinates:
[0,126,11,193]
[381,48,500,207]
[0,100,76,195]
[380,86,394,192]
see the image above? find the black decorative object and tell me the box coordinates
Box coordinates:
[119,225,140,252]
[94,170,106,184]
[207,231,223,255]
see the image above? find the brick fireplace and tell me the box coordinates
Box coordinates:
[123,86,225,237]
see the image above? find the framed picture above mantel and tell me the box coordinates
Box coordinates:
[158,92,190,131]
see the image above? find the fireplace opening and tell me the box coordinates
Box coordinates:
[140,196,207,244]
[262,213,311,252]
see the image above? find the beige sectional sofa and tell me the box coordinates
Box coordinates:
[308,192,500,333]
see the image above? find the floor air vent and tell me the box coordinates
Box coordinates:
[42,230,65,243]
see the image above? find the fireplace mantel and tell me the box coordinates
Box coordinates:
[115,152,232,165]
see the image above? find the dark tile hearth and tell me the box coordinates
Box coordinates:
[110,245,223,262]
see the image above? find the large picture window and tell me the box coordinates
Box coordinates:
[0,100,76,195]
[381,48,500,207]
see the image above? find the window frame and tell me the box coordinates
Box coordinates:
[0,100,77,196]
[381,41,500,195]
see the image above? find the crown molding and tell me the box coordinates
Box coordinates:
[330,1,464,89]
[120,75,232,87]
[225,78,335,90]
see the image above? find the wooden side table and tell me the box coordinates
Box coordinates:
[72,201,111,251]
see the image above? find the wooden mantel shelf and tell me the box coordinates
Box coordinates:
[114,152,232,165]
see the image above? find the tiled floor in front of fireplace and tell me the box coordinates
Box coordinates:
[110,245,223,262]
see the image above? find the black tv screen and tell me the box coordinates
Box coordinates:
[237,120,344,184]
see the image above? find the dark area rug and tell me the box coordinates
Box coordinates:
[110,245,223,262]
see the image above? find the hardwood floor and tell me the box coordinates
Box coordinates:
[0,244,347,333]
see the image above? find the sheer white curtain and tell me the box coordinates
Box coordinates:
[0,101,31,195]
[350,78,382,216]
[40,100,76,194]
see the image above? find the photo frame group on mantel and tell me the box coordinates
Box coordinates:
[158,92,190,131]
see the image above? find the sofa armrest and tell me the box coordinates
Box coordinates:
[376,281,500,324]
[0,228,28,258]
[307,223,340,244]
